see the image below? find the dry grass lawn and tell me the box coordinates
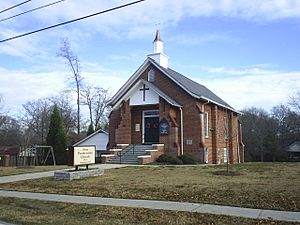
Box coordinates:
[0,163,299,211]
[0,166,68,176]
[0,197,297,225]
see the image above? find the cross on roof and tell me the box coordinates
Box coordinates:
[139,84,149,101]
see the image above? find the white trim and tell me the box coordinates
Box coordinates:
[116,144,129,148]
[107,59,151,106]
[72,129,108,146]
[224,148,228,163]
[108,58,240,114]
[199,96,240,114]
[148,69,155,82]
[109,149,122,152]
[142,110,159,143]
[145,149,158,152]
[152,144,164,147]
[101,154,115,157]
[204,148,208,163]
[138,155,151,158]
[112,79,181,110]
[180,107,184,155]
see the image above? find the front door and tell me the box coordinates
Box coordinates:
[144,116,159,143]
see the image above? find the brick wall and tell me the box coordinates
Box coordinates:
[131,104,159,143]
[108,107,121,149]
[109,64,243,163]
[115,100,132,144]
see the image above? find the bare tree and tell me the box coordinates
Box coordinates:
[272,104,300,154]
[81,85,94,127]
[20,98,52,145]
[82,86,111,130]
[0,94,3,113]
[289,91,300,114]
[51,91,77,134]
[91,87,110,129]
[58,38,83,135]
[0,115,22,146]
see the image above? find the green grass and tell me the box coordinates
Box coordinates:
[0,166,68,176]
[0,197,297,225]
[0,163,299,211]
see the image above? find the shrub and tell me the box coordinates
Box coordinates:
[178,154,196,164]
[156,154,173,163]
[156,154,183,165]
[171,157,183,165]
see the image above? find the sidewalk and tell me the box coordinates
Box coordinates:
[0,221,16,225]
[0,164,128,184]
[0,190,299,223]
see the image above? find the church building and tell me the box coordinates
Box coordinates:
[107,30,244,164]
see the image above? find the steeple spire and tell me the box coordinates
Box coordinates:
[153,30,162,42]
[153,29,163,54]
[147,30,169,68]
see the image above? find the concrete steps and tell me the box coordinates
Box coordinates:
[108,144,152,164]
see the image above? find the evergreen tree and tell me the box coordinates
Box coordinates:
[87,123,94,136]
[47,105,68,165]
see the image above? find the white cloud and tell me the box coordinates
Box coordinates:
[0,0,299,116]
[192,66,300,111]
[0,63,128,116]
[170,33,239,46]
[0,67,66,115]
[2,0,299,43]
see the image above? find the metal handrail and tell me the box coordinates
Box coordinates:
[117,133,144,164]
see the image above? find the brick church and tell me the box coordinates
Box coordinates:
[107,30,244,164]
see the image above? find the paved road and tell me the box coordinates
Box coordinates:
[0,164,128,184]
[0,190,299,223]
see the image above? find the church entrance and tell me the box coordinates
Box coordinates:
[143,110,159,143]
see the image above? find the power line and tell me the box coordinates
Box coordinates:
[0,0,65,23]
[0,0,145,43]
[0,0,32,14]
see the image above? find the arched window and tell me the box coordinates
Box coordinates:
[148,69,155,82]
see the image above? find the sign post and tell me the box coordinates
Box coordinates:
[68,146,96,170]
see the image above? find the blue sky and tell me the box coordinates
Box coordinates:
[0,0,300,116]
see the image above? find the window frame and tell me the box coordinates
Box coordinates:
[224,148,228,163]
[147,69,155,82]
[204,112,209,138]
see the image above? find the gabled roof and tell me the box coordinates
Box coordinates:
[287,141,300,152]
[111,79,181,110]
[108,57,238,113]
[72,129,108,147]
[158,65,233,110]
[141,79,181,107]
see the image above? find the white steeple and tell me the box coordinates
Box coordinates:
[153,30,163,53]
[147,30,169,68]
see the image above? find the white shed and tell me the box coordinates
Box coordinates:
[73,129,109,157]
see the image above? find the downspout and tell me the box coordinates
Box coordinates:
[180,107,184,155]
[237,131,240,163]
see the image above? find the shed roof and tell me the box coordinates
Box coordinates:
[72,129,108,147]
[0,146,19,155]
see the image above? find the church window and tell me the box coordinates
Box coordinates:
[204,148,208,163]
[204,112,209,138]
[148,69,155,82]
[224,148,228,163]
[224,116,229,140]
[144,110,159,116]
